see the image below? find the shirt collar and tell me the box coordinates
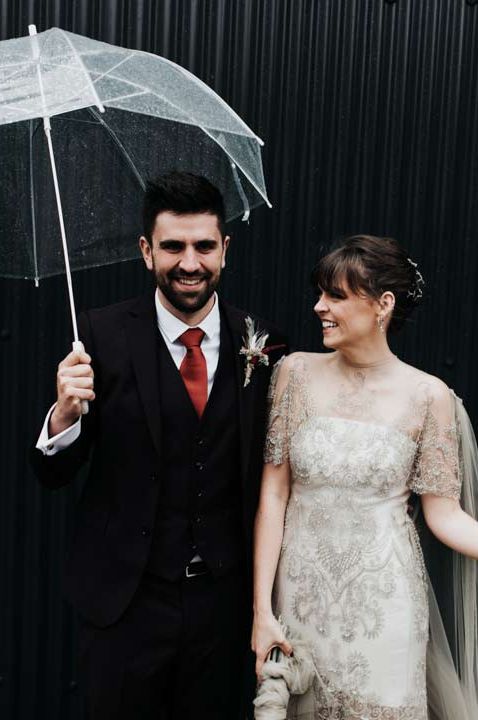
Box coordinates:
[155,289,220,343]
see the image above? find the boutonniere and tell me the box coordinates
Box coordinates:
[240,316,286,387]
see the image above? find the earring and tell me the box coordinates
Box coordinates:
[377,315,385,333]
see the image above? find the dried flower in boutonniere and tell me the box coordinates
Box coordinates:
[240,316,269,387]
[240,316,286,387]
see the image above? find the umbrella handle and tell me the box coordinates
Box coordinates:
[72,340,89,415]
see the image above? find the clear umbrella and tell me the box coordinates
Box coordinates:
[0,25,271,405]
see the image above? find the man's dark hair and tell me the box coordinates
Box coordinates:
[143,172,226,244]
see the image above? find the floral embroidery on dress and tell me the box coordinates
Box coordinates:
[266,353,461,719]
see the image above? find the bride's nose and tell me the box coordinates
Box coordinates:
[314,293,328,314]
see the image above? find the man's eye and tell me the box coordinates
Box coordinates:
[196,241,217,252]
[160,242,183,252]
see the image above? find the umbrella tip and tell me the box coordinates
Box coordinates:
[28,24,38,36]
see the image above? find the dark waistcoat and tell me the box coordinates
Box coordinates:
[146,315,243,580]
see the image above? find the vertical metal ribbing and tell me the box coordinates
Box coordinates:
[1,3,478,720]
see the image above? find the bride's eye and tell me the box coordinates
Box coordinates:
[329,288,346,300]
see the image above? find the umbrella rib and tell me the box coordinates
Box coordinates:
[172,62,265,146]
[0,63,36,92]
[44,86,147,117]
[56,29,104,113]
[97,79,271,207]
[29,92,96,117]
[52,116,103,125]
[45,46,259,142]
[1,59,148,120]
[101,68,255,138]
[127,48,264,144]
[55,52,256,138]
[4,48,258,142]
[230,162,250,220]
[35,52,133,90]
[102,89,148,104]
[96,77,270,204]
[0,103,31,116]
[1,41,263,147]
[84,52,134,90]
[88,106,146,190]
[200,124,271,207]
[29,119,40,286]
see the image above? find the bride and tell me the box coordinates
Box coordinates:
[252,235,478,719]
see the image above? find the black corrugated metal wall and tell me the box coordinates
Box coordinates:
[1,1,478,718]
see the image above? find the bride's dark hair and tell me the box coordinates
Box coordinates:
[312,234,424,332]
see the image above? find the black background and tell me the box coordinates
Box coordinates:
[1,1,478,718]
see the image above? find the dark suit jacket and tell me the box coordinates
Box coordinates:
[31,292,288,627]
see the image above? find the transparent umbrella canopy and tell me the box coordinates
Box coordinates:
[0,25,271,342]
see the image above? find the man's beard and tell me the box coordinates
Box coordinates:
[155,268,220,314]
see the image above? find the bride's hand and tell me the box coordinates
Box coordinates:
[251,611,293,680]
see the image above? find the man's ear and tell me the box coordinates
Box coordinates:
[139,236,153,271]
[221,235,231,269]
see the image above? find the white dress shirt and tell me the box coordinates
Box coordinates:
[36,290,221,455]
[155,290,220,395]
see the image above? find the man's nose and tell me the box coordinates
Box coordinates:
[178,247,201,273]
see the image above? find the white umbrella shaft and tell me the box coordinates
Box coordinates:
[43,124,79,341]
[29,25,87,413]
[44,125,89,415]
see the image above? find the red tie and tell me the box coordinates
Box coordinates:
[179,328,207,417]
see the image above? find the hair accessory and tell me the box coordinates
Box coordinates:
[406,257,425,301]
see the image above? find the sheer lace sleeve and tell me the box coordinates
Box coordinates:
[264,354,307,466]
[408,381,461,500]
[264,356,290,465]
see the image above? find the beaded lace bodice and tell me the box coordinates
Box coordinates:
[265,352,460,501]
[265,352,461,720]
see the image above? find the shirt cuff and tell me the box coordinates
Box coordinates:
[36,404,82,456]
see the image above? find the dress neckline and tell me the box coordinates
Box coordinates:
[336,352,398,371]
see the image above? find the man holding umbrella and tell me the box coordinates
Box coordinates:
[31,171,288,719]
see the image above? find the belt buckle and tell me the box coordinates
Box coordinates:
[185,562,207,578]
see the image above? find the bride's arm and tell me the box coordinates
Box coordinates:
[422,495,478,559]
[252,460,292,677]
[413,376,478,559]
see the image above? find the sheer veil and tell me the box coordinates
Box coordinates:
[425,393,478,719]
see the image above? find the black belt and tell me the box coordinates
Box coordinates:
[185,560,209,578]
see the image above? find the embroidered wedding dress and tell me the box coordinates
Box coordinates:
[264,352,478,720]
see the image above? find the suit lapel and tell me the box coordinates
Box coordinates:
[220,301,256,486]
[123,292,162,459]
[123,295,266,470]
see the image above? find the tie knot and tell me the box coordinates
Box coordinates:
[179,328,205,349]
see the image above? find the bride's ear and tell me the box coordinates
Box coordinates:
[378,291,395,319]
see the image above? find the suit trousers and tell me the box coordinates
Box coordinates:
[78,567,250,720]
